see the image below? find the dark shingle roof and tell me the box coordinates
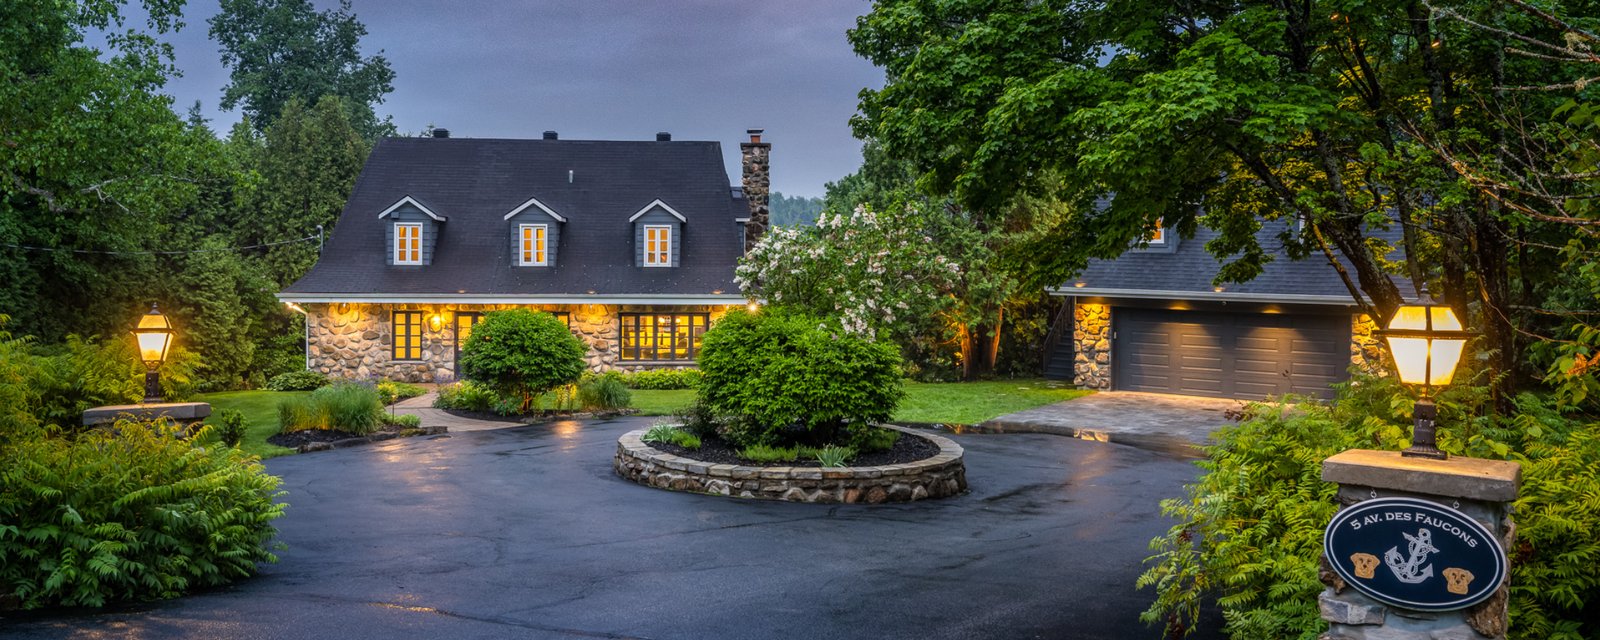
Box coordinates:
[282,137,748,297]
[1068,221,1403,303]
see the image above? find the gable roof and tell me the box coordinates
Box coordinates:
[502,195,567,222]
[629,199,687,223]
[1058,219,1407,305]
[377,195,446,221]
[281,136,749,300]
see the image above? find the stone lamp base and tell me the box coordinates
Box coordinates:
[82,402,211,426]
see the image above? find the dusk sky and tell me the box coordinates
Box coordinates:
[146,1,885,198]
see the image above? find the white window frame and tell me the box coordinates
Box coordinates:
[1148,218,1166,245]
[643,225,672,267]
[518,223,549,266]
[394,222,423,265]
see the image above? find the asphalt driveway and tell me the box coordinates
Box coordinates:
[3,417,1223,640]
[981,391,1242,454]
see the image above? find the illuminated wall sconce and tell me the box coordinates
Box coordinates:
[428,313,445,332]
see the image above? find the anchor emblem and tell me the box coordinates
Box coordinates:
[1384,528,1439,584]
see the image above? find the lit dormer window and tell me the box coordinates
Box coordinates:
[1148,218,1165,245]
[644,225,672,267]
[519,224,548,266]
[395,223,422,264]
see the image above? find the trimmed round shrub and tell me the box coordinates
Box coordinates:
[0,419,285,608]
[697,308,903,448]
[266,370,329,392]
[459,310,586,413]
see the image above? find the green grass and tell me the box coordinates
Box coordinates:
[630,378,1090,425]
[199,390,308,459]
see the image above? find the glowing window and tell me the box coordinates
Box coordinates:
[643,225,672,267]
[394,223,422,264]
[392,311,423,360]
[519,224,548,266]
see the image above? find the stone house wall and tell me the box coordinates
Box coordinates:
[303,303,731,383]
[1068,303,1387,392]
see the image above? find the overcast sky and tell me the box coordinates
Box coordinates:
[148,0,884,198]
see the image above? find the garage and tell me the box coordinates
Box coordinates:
[1112,307,1350,399]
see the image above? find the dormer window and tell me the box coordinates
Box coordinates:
[395,223,422,265]
[644,225,672,267]
[519,224,549,266]
[1148,218,1165,245]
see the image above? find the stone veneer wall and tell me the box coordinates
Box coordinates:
[1349,313,1388,376]
[614,425,967,503]
[304,303,730,383]
[1072,302,1112,390]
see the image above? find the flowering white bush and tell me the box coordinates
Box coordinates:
[736,203,1013,352]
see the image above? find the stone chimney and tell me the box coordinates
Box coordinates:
[741,128,770,252]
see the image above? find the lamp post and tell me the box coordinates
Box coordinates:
[1376,286,1474,460]
[132,304,175,404]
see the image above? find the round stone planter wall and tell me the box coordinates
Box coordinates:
[614,424,967,503]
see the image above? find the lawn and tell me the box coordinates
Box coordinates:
[629,379,1090,425]
[199,390,307,459]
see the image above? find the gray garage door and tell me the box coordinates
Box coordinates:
[1113,308,1350,399]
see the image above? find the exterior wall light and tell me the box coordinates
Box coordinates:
[1377,286,1474,460]
[747,302,760,312]
[428,313,444,332]
[132,303,175,403]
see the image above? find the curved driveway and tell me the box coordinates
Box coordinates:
[5,417,1224,640]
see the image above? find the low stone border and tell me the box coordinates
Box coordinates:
[295,426,448,453]
[613,424,967,503]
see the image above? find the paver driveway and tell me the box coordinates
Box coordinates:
[3,417,1223,640]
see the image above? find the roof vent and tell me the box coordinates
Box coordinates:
[542,130,558,140]
[656,132,672,142]
[432,128,450,139]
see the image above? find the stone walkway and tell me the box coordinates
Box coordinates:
[978,391,1243,456]
[389,392,525,432]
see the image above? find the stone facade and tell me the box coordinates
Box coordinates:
[1072,302,1112,390]
[303,303,730,383]
[614,425,967,503]
[1350,313,1388,376]
[740,129,771,252]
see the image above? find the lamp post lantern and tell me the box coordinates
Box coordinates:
[1376,286,1474,460]
[132,303,175,403]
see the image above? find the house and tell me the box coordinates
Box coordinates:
[1044,221,1390,400]
[277,128,773,382]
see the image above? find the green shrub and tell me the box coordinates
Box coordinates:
[277,382,383,435]
[0,419,285,608]
[624,368,703,390]
[375,379,426,405]
[29,337,200,428]
[859,427,901,452]
[674,401,720,441]
[579,373,632,410]
[738,444,799,463]
[265,370,329,392]
[1139,376,1600,640]
[812,444,854,467]
[698,308,904,448]
[641,423,701,449]
[434,380,500,413]
[458,309,587,413]
[209,408,248,447]
[382,412,421,428]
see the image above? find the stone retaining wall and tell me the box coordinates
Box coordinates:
[614,425,967,503]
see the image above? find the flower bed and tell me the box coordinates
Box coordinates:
[614,424,966,503]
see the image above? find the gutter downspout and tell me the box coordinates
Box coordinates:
[283,302,310,371]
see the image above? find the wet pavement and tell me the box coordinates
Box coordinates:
[980,391,1242,455]
[390,391,524,432]
[3,417,1225,640]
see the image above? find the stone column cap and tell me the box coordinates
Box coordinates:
[1322,449,1521,503]
[82,402,212,426]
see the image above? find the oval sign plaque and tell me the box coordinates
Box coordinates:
[1324,497,1505,611]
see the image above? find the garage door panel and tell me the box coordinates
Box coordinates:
[1114,308,1349,399]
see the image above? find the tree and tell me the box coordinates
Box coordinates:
[849,0,1594,404]
[769,192,824,226]
[209,0,396,137]
[458,310,587,414]
[243,95,368,288]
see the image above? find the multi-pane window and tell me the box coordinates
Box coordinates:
[395,223,422,264]
[643,225,671,266]
[619,313,708,361]
[393,311,423,360]
[519,224,548,266]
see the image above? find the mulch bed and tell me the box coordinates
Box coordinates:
[267,424,446,453]
[440,408,638,423]
[647,427,940,468]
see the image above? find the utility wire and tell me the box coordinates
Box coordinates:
[1,231,322,256]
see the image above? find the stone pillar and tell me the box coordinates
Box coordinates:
[741,128,770,252]
[1319,450,1521,640]
[1072,302,1111,390]
[1350,314,1387,376]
